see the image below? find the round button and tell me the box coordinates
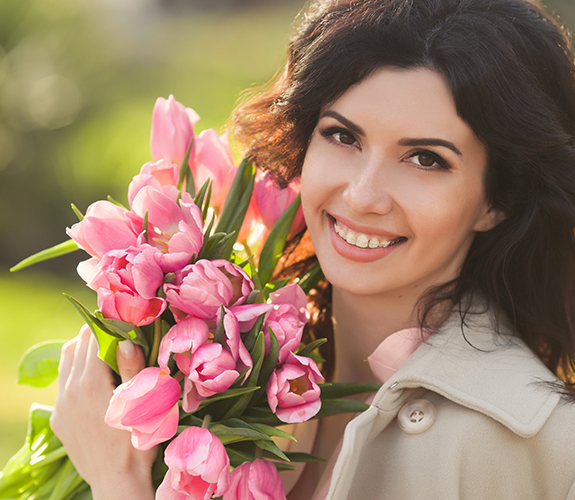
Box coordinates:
[397,399,436,434]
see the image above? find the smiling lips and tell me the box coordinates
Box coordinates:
[332,217,406,249]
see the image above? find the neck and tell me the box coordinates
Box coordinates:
[331,287,424,384]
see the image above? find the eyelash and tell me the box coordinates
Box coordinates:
[318,125,452,171]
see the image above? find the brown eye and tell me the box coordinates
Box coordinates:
[334,131,356,145]
[417,153,436,167]
[410,151,450,170]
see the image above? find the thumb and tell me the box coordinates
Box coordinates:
[117,340,146,384]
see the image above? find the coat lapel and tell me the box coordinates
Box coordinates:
[374,307,561,438]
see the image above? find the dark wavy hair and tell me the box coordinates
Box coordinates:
[232,0,575,388]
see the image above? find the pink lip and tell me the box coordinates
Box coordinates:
[328,216,405,263]
[330,213,403,240]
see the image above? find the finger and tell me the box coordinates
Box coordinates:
[83,331,114,383]
[117,340,146,384]
[66,325,92,389]
[57,334,80,396]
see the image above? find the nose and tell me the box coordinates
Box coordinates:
[341,157,394,216]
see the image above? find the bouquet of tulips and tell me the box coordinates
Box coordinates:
[0,96,379,500]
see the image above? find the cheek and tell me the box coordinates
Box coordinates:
[300,146,331,218]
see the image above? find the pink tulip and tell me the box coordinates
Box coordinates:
[156,427,230,500]
[190,129,236,211]
[105,367,180,450]
[67,201,139,260]
[165,259,254,322]
[266,352,324,424]
[181,342,240,412]
[130,186,204,271]
[223,460,286,500]
[264,284,309,363]
[252,171,306,237]
[157,317,211,372]
[150,95,200,165]
[127,159,180,207]
[82,245,166,326]
[158,313,252,412]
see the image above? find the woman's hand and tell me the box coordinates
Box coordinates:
[50,325,157,500]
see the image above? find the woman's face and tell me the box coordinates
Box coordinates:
[301,67,500,299]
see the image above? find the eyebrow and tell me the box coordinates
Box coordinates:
[320,110,463,156]
[320,110,366,136]
[398,138,462,156]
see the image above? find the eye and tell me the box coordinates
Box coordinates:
[320,126,359,148]
[408,151,451,170]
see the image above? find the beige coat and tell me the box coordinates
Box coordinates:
[327,307,575,499]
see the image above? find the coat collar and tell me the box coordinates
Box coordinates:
[373,303,561,438]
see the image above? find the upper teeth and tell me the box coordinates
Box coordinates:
[334,219,400,249]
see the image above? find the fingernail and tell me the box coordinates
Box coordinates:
[118,340,137,360]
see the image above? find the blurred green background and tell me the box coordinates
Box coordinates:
[1,0,573,468]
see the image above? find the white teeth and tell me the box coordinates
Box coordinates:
[356,234,369,248]
[334,219,402,249]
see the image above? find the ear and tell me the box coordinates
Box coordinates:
[474,206,506,232]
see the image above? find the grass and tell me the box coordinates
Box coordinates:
[0,270,95,467]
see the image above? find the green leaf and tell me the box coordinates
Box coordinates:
[297,261,324,294]
[313,399,371,419]
[282,452,326,463]
[243,313,265,353]
[197,387,260,410]
[186,161,196,199]
[270,461,299,472]
[106,195,127,209]
[142,210,150,243]
[241,406,283,426]
[198,231,237,261]
[219,165,256,258]
[27,403,58,451]
[70,203,84,221]
[203,182,213,223]
[194,178,211,209]
[246,255,263,297]
[222,332,265,420]
[65,295,120,373]
[255,439,289,461]
[48,457,83,500]
[225,445,255,467]
[203,211,216,239]
[96,314,150,360]
[249,423,295,442]
[257,194,301,285]
[209,421,270,445]
[178,137,195,194]
[250,327,279,405]
[296,338,328,359]
[319,382,381,400]
[215,157,253,234]
[10,239,79,272]
[17,340,65,388]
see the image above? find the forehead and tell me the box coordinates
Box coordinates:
[323,67,482,153]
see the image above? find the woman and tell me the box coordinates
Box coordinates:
[51,0,575,498]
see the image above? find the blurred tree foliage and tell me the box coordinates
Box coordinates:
[0,0,573,275]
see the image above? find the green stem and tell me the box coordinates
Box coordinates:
[148,317,162,366]
[202,414,212,428]
[30,446,67,468]
[243,240,264,301]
